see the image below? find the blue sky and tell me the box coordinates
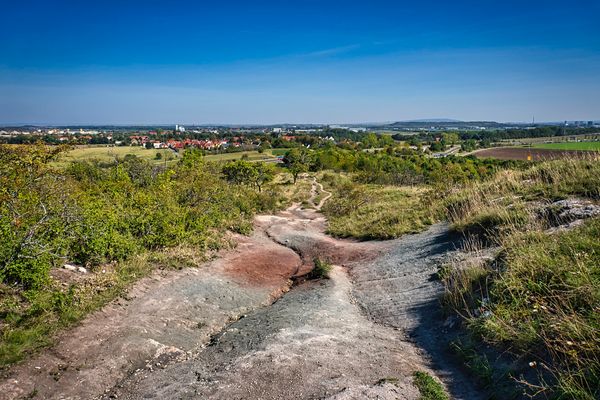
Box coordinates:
[1,0,599,124]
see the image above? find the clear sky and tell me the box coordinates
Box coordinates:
[1,0,599,125]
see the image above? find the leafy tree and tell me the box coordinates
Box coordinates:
[180,148,204,168]
[461,139,478,152]
[222,160,257,186]
[258,141,271,153]
[441,132,459,146]
[429,141,446,152]
[0,144,72,288]
[362,133,379,148]
[221,160,274,192]
[378,134,394,147]
[253,163,275,192]
[283,148,312,184]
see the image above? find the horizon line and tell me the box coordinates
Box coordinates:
[1,119,599,128]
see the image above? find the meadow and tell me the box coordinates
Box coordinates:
[531,141,600,151]
[54,145,177,167]
[53,145,279,167]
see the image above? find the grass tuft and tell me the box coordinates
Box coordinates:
[413,371,449,400]
[309,258,333,279]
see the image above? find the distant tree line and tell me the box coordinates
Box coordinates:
[392,126,599,143]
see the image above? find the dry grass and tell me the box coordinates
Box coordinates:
[321,173,438,239]
[54,146,278,168]
[444,156,600,238]
[275,172,313,206]
[439,156,600,399]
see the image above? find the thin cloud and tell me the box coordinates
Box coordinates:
[303,44,361,57]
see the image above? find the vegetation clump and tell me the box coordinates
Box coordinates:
[413,371,449,400]
[309,258,333,279]
[322,175,437,239]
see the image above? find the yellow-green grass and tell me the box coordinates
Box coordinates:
[444,219,600,399]
[531,142,600,151]
[275,172,313,205]
[54,146,279,168]
[204,150,276,162]
[322,179,438,240]
[445,156,600,237]
[53,146,177,167]
[440,157,600,398]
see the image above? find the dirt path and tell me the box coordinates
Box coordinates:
[1,179,481,400]
[308,177,332,210]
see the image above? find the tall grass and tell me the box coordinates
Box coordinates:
[444,156,600,237]
[321,172,439,239]
[440,156,600,399]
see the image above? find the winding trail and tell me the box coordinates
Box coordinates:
[0,179,481,400]
[308,177,332,211]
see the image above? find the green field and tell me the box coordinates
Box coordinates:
[55,146,177,167]
[54,146,279,167]
[531,141,600,151]
[204,151,276,162]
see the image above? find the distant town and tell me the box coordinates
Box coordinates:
[1,120,598,150]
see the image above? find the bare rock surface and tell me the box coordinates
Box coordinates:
[350,224,484,399]
[109,267,426,400]
[550,199,600,221]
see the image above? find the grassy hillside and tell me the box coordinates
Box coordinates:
[3,142,599,398]
[321,172,437,239]
[441,157,600,399]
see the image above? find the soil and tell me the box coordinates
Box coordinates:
[1,179,483,400]
[473,146,592,160]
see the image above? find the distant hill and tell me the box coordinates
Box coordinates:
[400,118,462,123]
[383,120,509,129]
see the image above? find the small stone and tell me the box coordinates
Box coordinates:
[63,264,77,271]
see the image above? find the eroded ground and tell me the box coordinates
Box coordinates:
[1,180,481,400]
